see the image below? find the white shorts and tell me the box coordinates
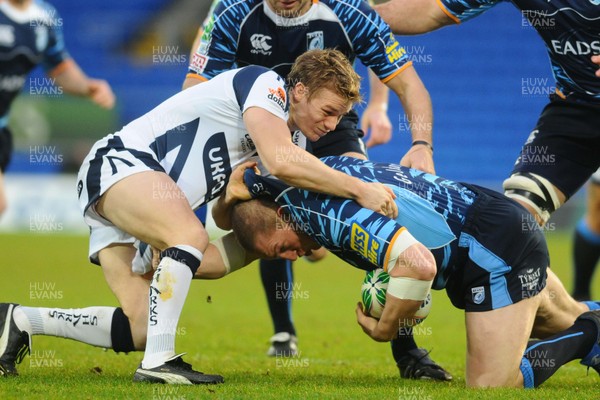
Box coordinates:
[77,133,168,265]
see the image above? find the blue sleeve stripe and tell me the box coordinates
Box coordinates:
[232,66,271,112]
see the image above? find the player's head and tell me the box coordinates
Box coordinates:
[287,49,361,142]
[265,0,312,17]
[230,197,320,261]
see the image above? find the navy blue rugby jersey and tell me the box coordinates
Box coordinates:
[440,0,600,102]
[244,156,478,289]
[188,0,411,83]
[0,0,69,124]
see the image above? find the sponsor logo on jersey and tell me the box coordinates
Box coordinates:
[518,267,542,291]
[240,133,256,153]
[268,87,286,110]
[307,31,323,50]
[0,25,15,46]
[350,222,381,265]
[201,15,216,48]
[385,34,406,64]
[0,75,26,92]
[203,132,232,202]
[471,286,485,305]
[250,34,272,55]
[190,53,208,73]
[551,39,600,55]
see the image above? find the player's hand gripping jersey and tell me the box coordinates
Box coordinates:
[244,156,478,289]
[439,0,600,102]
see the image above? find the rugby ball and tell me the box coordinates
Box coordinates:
[361,269,431,322]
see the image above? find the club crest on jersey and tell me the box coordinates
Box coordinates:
[307,31,323,50]
[268,87,286,110]
[471,286,485,305]
[250,34,272,55]
[0,25,15,46]
[350,221,381,265]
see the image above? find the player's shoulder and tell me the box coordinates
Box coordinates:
[233,65,283,84]
[319,0,375,13]
[212,0,263,17]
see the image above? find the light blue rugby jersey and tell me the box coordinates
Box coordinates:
[244,156,479,289]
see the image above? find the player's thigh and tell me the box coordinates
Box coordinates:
[532,269,588,338]
[99,243,151,349]
[509,100,600,203]
[97,170,208,251]
[465,295,541,388]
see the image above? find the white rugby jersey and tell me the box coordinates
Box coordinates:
[80,65,307,212]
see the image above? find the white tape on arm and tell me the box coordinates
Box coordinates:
[212,233,247,275]
[387,276,432,301]
[384,228,419,274]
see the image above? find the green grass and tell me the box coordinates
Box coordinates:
[0,231,599,399]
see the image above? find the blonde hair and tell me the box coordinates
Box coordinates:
[287,49,362,105]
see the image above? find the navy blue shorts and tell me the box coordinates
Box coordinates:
[444,185,549,312]
[511,95,600,200]
[309,109,367,158]
[0,126,12,172]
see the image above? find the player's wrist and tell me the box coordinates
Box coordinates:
[411,140,433,153]
[366,102,388,112]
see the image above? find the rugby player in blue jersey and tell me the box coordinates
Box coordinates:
[183,0,447,379]
[0,0,115,215]
[210,157,600,388]
[374,0,600,316]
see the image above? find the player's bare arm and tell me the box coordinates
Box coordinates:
[362,69,392,148]
[385,66,435,174]
[50,60,115,109]
[357,241,436,341]
[374,0,455,35]
[244,107,399,219]
[212,162,258,231]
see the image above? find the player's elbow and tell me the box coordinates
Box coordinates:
[398,243,437,281]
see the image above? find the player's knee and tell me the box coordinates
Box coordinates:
[503,172,564,224]
[160,222,209,252]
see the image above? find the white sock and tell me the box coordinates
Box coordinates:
[142,246,202,369]
[13,306,115,348]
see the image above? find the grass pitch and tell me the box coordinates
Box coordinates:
[0,231,599,399]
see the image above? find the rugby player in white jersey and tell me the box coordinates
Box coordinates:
[0,49,398,384]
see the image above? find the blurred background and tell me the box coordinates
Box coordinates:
[0,0,584,234]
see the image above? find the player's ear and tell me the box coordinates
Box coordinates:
[291,82,308,101]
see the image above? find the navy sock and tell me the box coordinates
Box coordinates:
[260,258,296,336]
[572,219,600,300]
[521,319,597,388]
[390,327,418,363]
